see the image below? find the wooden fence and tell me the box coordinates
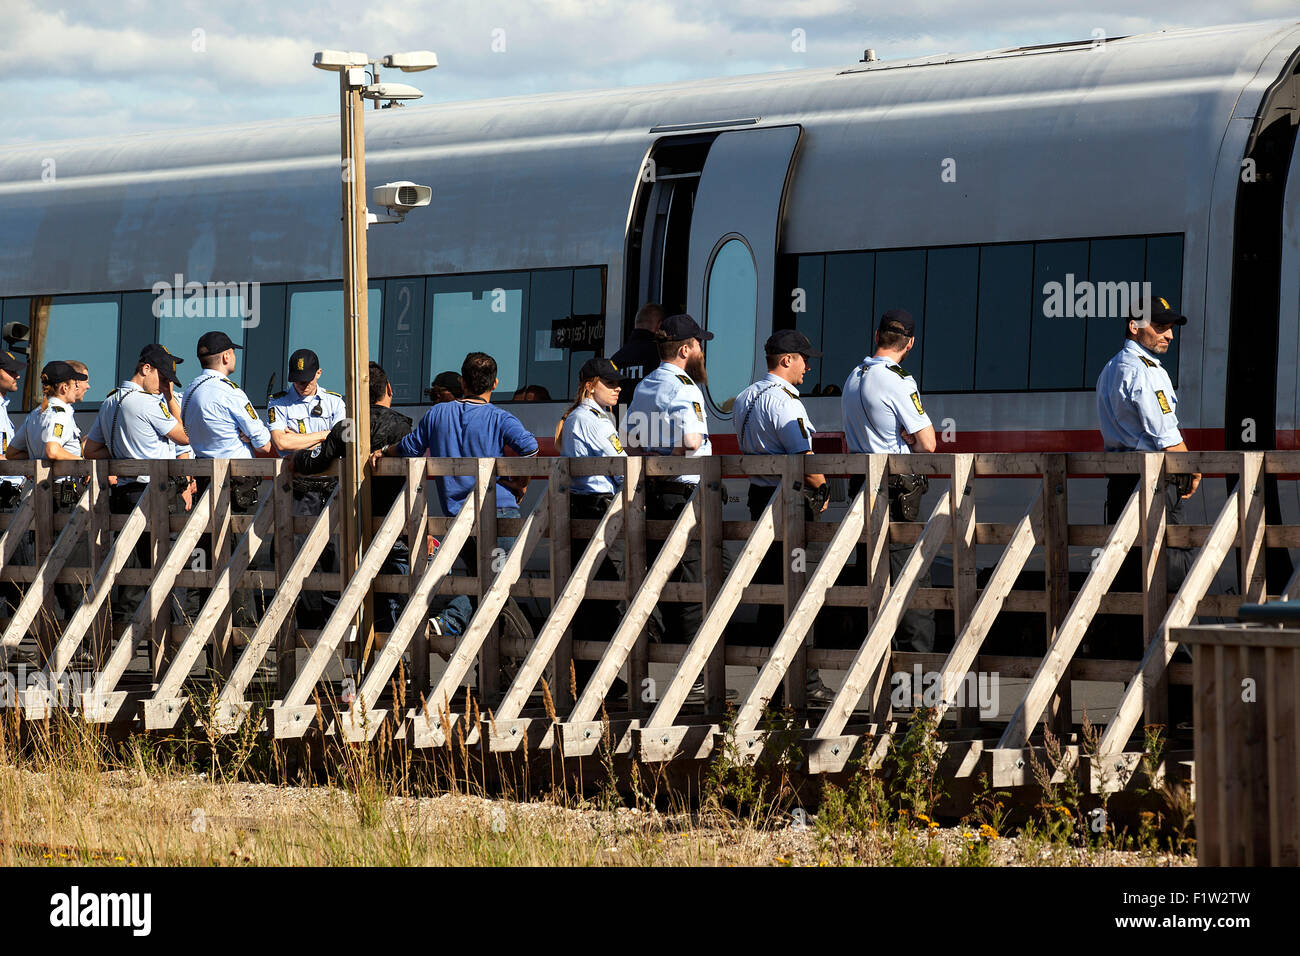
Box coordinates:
[1,451,1297,791]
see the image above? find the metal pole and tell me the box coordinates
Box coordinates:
[339,70,375,663]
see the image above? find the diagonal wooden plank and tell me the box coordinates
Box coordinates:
[417,496,550,720]
[342,501,477,741]
[996,489,1141,748]
[1,486,90,649]
[932,493,1042,724]
[495,494,624,723]
[150,492,274,704]
[1099,489,1240,755]
[565,494,699,726]
[642,489,778,729]
[275,485,417,712]
[0,492,34,569]
[734,482,866,738]
[213,489,338,728]
[82,488,212,722]
[813,493,952,741]
[44,487,151,682]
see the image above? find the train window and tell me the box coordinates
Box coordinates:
[42,296,120,407]
[923,247,978,391]
[1084,237,1146,385]
[1,298,34,410]
[875,250,927,387]
[427,273,528,400]
[822,252,873,394]
[791,255,826,390]
[1029,241,1089,389]
[975,244,1033,391]
[704,238,757,412]
[1145,235,1184,384]
[380,278,426,405]
[286,285,382,395]
[571,266,606,381]
[242,284,287,405]
[524,269,574,400]
[118,292,161,389]
[158,291,249,388]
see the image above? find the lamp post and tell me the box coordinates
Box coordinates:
[312,49,436,666]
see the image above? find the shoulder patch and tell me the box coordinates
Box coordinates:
[888,365,910,379]
[159,400,172,419]
[267,407,276,424]
[692,401,705,422]
[910,392,925,415]
[1138,356,1157,368]
[245,402,257,420]
[608,433,625,454]
[53,423,64,438]
[675,374,693,386]
[297,421,306,434]
[1155,390,1172,414]
[270,389,287,400]
[796,417,808,439]
[223,378,239,389]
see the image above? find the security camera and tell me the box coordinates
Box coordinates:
[372,181,431,211]
[2,321,29,348]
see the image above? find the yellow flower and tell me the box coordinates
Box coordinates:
[928,821,940,830]
[916,813,931,824]
[1055,805,1072,818]
[114,856,125,862]
[979,823,999,839]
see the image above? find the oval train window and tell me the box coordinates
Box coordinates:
[704,238,757,413]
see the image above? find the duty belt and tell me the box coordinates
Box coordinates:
[292,476,337,496]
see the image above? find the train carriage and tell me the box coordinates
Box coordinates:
[1,18,1299,583]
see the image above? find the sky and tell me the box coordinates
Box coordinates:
[2,0,1297,146]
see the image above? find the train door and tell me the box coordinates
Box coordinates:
[624,125,802,426]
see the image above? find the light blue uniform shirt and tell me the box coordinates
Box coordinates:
[0,394,21,489]
[86,382,182,476]
[1096,340,1183,452]
[180,369,270,459]
[842,356,932,454]
[267,384,347,456]
[733,373,815,488]
[9,396,81,459]
[626,363,711,486]
[560,398,626,495]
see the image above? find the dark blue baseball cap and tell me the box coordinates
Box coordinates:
[660,313,714,342]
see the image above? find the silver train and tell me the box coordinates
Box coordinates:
[1,18,1299,580]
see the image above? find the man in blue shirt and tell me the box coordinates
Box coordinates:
[373,352,538,638]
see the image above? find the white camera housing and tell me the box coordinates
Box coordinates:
[372,182,432,212]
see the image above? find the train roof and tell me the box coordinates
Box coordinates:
[1,18,1298,298]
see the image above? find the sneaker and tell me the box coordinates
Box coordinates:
[683,678,739,707]
[428,614,458,661]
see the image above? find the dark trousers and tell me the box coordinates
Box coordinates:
[185,475,265,626]
[647,479,702,642]
[291,482,338,629]
[746,483,816,646]
[569,491,629,688]
[843,474,936,653]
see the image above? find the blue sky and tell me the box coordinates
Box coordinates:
[2,0,1296,146]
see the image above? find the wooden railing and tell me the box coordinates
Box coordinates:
[1,452,1296,788]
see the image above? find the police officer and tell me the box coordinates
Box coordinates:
[556,357,634,671]
[8,361,91,628]
[268,348,346,626]
[0,348,28,623]
[1095,296,1198,660]
[83,344,191,623]
[611,303,665,400]
[841,309,936,653]
[182,330,272,624]
[626,313,712,642]
[733,329,833,697]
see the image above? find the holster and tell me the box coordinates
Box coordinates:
[230,475,261,512]
[887,473,929,522]
[53,479,85,509]
[1168,473,1193,498]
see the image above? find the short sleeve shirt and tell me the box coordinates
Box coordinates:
[393,399,539,514]
[0,394,20,489]
[626,363,712,486]
[9,396,81,459]
[1095,340,1183,452]
[87,381,180,463]
[180,369,271,459]
[733,373,816,487]
[267,384,347,456]
[842,356,932,454]
[561,398,626,495]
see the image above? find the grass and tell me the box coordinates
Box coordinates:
[0,690,1197,866]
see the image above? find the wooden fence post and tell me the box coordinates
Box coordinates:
[1140,453,1169,727]
[624,456,648,714]
[1043,454,1072,736]
[701,457,726,713]
[548,457,574,709]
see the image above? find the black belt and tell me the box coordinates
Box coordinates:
[647,477,696,498]
[293,476,336,496]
